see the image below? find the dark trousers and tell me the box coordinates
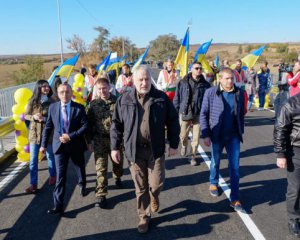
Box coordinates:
[53,144,86,209]
[287,147,300,220]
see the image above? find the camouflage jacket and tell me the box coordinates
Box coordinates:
[86,94,117,143]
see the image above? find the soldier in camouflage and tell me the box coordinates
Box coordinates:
[87,77,123,208]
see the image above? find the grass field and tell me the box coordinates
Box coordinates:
[1,43,299,89]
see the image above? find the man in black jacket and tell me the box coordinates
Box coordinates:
[274,93,300,237]
[110,65,180,234]
[173,62,211,166]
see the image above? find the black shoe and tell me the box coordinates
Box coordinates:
[79,186,88,197]
[47,208,64,215]
[95,197,107,209]
[115,178,123,189]
[288,219,300,237]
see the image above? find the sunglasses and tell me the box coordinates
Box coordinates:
[194,67,202,70]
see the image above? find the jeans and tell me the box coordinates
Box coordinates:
[258,88,267,108]
[248,94,254,110]
[210,136,240,201]
[29,143,56,186]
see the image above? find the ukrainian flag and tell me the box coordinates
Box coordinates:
[215,54,219,68]
[119,54,127,66]
[241,45,265,69]
[132,47,150,72]
[193,39,213,74]
[48,53,80,86]
[106,52,121,77]
[96,52,112,77]
[175,28,189,78]
[194,39,212,63]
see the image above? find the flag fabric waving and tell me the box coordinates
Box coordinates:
[132,47,150,72]
[174,28,189,78]
[215,54,220,68]
[194,39,212,63]
[48,53,80,86]
[241,45,266,69]
[96,52,112,78]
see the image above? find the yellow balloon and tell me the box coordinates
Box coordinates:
[16,136,28,146]
[17,151,30,162]
[21,129,29,137]
[14,88,33,104]
[12,104,24,115]
[14,120,26,130]
[13,114,20,121]
[74,73,84,83]
[15,144,23,152]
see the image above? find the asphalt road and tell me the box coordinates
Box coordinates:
[0,69,295,240]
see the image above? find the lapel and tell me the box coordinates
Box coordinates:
[69,101,75,131]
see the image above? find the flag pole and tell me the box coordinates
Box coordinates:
[57,0,64,64]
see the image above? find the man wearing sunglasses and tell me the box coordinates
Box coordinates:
[173,62,211,166]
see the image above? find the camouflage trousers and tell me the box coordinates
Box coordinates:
[94,138,123,198]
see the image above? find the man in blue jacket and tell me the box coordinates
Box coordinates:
[200,67,246,212]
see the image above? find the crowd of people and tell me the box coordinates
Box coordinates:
[22,58,300,236]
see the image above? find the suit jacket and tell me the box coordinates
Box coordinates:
[41,101,88,154]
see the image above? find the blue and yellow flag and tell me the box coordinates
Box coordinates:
[119,54,127,66]
[132,47,150,72]
[96,52,112,77]
[215,54,219,68]
[48,53,80,86]
[175,28,189,78]
[241,45,265,69]
[194,39,212,63]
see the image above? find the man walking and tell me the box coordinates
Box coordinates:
[110,65,180,233]
[40,83,88,215]
[274,93,300,237]
[200,67,246,211]
[87,78,123,209]
[173,62,211,166]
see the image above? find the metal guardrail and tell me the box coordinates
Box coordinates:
[0,117,15,157]
[0,82,35,117]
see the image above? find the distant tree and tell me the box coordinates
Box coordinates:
[245,45,252,52]
[285,51,298,63]
[149,34,180,61]
[66,34,87,54]
[276,43,289,53]
[237,45,243,54]
[90,26,110,58]
[11,56,45,84]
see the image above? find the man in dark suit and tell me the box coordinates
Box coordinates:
[40,82,88,215]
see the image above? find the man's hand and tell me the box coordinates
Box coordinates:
[168,148,178,157]
[204,137,211,147]
[59,134,70,144]
[39,147,46,154]
[277,158,287,169]
[111,150,121,164]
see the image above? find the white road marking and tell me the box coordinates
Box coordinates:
[197,144,266,240]
[0,162,28,190]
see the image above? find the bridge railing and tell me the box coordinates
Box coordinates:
[0,82,35,118]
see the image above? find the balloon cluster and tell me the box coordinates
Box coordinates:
[72,73,85,105]
[12,88,32,161]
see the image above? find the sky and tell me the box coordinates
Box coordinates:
[0,0,299,55]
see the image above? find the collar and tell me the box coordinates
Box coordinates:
[61,101,71,107]
[220,84,234,92]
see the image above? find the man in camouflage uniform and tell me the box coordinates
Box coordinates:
[87,78,123,208]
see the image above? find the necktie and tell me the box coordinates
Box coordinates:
[62,105,69,133]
